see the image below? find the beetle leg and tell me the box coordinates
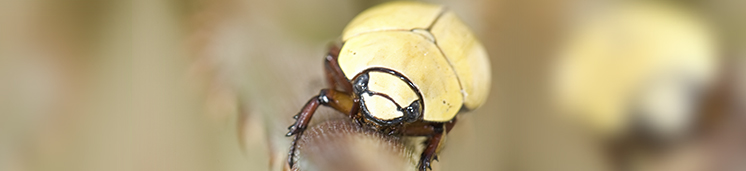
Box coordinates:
[445,117,458,133]
[420,125,444,171]
[286,97,320,137]
[287,89,355,136]
[286,88,357,168]
[324,43,354,93]
[401,122,448,171]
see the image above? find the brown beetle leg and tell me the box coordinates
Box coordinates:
[403,123,445,171]
[401,118,457,171]
[324,44,354,93]
[287,43,360,168]
[286,88,356,168]
[445,117,458,133]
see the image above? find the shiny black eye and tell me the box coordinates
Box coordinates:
[404,100,421,122]
[353,72,369,95]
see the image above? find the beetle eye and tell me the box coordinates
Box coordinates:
[353,73,369,94]
[403,100,422,121]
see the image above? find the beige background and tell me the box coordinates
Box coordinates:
[0,0,743,171]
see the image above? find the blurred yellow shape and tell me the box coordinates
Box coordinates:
[553,2,718,138]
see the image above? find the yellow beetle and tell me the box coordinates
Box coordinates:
[286,2,490,171]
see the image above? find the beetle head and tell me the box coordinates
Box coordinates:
[352,70,422,126]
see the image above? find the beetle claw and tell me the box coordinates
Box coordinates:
[417,151,438,171]
[286,124,304,137]
[286,129,297,137]
[286,130,295,137]
[417,160,432,171]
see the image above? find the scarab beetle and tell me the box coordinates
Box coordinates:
[286,2,491,170]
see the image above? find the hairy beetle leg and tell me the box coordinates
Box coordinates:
[324,43,353,93]
[286,88,357,168]
[401,118,457,171]
[417,128,443,171]
[286,97,320,137]
[399,122,444,171]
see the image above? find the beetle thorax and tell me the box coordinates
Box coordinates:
[353,70,422,126]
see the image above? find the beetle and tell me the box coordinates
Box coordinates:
[285,2,491,170]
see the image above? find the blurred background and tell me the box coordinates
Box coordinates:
[0,0,744,171]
